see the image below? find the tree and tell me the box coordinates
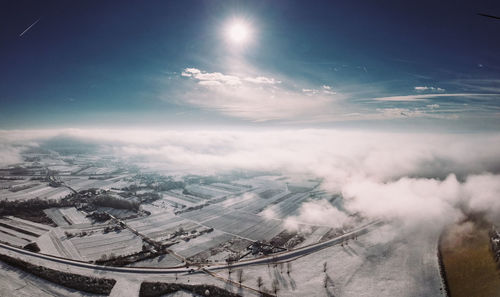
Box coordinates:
[323,261,327,273]
[237,269,243,286]
[257,276,263,291]
[323,275,328,288]
[286,262,292,274]
[227,259,233,276]
[272,279,280,296]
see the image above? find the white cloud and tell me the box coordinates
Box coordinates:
[302,87,336,96]
[284,199,352,230]
[182,68,241,86]
[372,93,497,102]
[342,175,463,230]
[180,68,339,121]
[2,128,500,231]
[198,80,223,86]
[244,76,281,84]
[463,174,500,224]
[0,144,22,166]
[177,68,499,122]
[414,86,445,92]
[376,108,424,118]
[182,68,280,86]
[302,88,320,95]
[261,207,278,220]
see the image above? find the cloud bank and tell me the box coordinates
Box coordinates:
[1,128,500,231]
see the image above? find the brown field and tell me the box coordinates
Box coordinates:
[440,221,500,297]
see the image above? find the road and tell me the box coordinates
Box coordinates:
[0,220,382,274]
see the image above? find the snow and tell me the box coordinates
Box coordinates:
[0,231,30,247]
[0,184,72,201]
[129,253,183,268]
[184,184,231,199]
[1,222,444,297]
[110,277,141,297]
[225,224,444,297]
[181,205,285,241]
[0,261,101,297]
[69,229,142,261]
[44,207,90,226]
[295,226,331,248]
[0,217,51,237]
[170,231,233,259]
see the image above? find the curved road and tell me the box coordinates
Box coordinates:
[0,220,382,274]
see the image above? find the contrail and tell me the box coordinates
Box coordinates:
[19,18,40,37]
[478,13,500,20]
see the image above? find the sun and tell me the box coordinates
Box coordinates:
[225,20,252,45]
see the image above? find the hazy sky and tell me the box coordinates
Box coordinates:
[1,0,500,130]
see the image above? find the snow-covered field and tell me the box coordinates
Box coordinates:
[180,205,285,241]
[47,164,82,174]
[128,253,183,267]
[256,192,311,219]
[44,207,90,226]
[0,261,101,297]
[37,225,142,261]
[223,224,444,297]
[170,230,233,259]
[210,182,248,193]
[184,184,232,199]
[0,183,72,201]
[127,212,198,243]
[70,229,142,261]
[0,222,444,297]
[76,166,117,175]
[0,216,51,248]
[164,190,204,204]
[61,176,131,192]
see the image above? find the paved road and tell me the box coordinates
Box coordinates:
[0,220,382,275]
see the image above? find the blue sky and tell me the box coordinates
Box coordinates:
[1,0,500,130]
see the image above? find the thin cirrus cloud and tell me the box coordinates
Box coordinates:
[174,67,500,124]
[371,93,499,102]
[178,67,339,121]
[414,86,445,92]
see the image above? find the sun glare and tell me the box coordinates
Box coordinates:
[226,20,251,45]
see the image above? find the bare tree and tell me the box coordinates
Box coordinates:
[272,279,280,296]
[323,274,328,288]
[227,259,233,276]
[286,262,292,274]
[237,269,244,286]
[323,261,327,273]
[257,276,263,291]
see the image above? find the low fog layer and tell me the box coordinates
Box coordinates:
[2,128,500,232]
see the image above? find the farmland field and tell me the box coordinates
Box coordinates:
[180,205,285,241]
[44,207,90,226]
[0,216,51,248]
[69,229,142,261]
[0,183,72,201]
